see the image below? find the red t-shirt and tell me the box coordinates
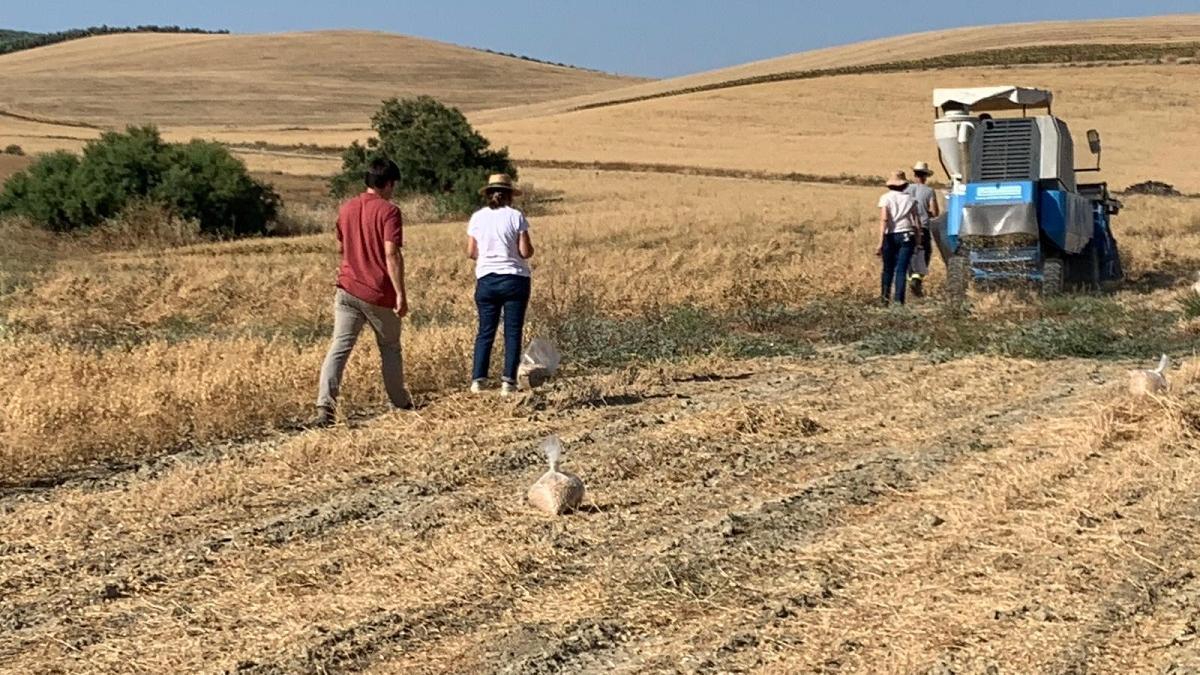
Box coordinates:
[336,192,403,308]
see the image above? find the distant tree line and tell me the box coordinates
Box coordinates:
[0,25,229,56]
[479,48,598,73]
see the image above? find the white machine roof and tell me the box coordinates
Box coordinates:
[933,86,1053,112]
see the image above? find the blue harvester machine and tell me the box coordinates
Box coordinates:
[932,87,1123,297]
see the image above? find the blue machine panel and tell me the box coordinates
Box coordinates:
[947,181,1035,251]
[1037,189,1094,254]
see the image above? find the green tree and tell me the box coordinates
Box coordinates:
[330,96,517,214]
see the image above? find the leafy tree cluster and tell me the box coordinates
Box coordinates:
[0,126,279,236]
[0,25,229,56]
[330,96,517,216]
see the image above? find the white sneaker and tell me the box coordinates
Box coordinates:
[470,380,486,394]
[500,381,518,397]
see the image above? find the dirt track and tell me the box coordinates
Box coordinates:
[1,351,1196,673]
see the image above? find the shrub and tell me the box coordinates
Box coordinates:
[330,96,517,215]
[3,144,23,156]
[74,125,170,225]
[154,140,280,236]
[0,151,87,231]
[0,126,279,236]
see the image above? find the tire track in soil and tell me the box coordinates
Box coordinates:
[233,599,496,675]
[883,405,1200,675]
[1044,490,1200,674]
[0,358,1107,671]
[0,378,681,601]
[362,368,1105,673]
[1091,572,1200,673]
[719,386,1198,674]
[0,370,757,649]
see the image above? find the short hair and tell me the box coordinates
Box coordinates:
[365,158,401,189]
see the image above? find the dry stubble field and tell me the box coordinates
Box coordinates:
[3,166,1200,673]
[5,15,1200,674]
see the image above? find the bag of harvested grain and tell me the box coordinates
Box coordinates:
[527,435,585,515]
[518,338,561,389]
[1129,354,1170,396]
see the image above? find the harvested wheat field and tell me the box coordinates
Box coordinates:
[0,31,641,128]
[4,349,1199,674]
[5,13,1200,674]
[4,165,1200,672]
[474,14,1200,123]
[479,63,1200,193]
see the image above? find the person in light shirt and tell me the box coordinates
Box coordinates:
[467,174,536,396]
[905,161,941,297]
[876,170,922,306]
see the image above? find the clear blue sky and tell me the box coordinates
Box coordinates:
[2,1,1196,77]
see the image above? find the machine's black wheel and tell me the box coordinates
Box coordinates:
[1042,257,1065,296]
[945,255,970,302]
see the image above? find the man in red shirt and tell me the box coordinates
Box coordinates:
[314,158,412,426]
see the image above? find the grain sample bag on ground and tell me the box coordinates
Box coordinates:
[519,338,561,389]
[527,435,585,515]
[1129,354,1170,396]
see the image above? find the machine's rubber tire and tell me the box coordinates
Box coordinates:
[945,255,970,302]
[1042,258,1065,296]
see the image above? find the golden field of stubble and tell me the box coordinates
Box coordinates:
[4,16,1200,674]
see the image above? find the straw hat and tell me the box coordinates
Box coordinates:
[886,170,909,188]
[912,161,934,177]
[479,173,523,196]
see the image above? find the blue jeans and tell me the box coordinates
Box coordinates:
[472,274,532,383]
[881,232,917,304]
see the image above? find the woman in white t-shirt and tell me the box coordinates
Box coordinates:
[876,170,922,306]
[467,173,535,395]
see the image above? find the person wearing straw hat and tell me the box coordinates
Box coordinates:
[905,161,941,297]
[467,173,536,396]
[877,170,922,306]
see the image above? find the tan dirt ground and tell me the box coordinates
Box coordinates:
[1,353,1197,673]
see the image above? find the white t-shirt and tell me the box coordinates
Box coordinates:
[878,190,919,234]
[467,206,532,279]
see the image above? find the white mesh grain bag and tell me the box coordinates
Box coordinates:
[1128,355,1170,396]
[527,436,585,515]
[518,339,561,389]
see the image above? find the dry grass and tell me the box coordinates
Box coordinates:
[2,167,1198,485]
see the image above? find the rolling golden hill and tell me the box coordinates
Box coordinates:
[0,30,644,128]
[474,14,1200,123]
[478,62,1200,193]
[2,16,1198,191]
